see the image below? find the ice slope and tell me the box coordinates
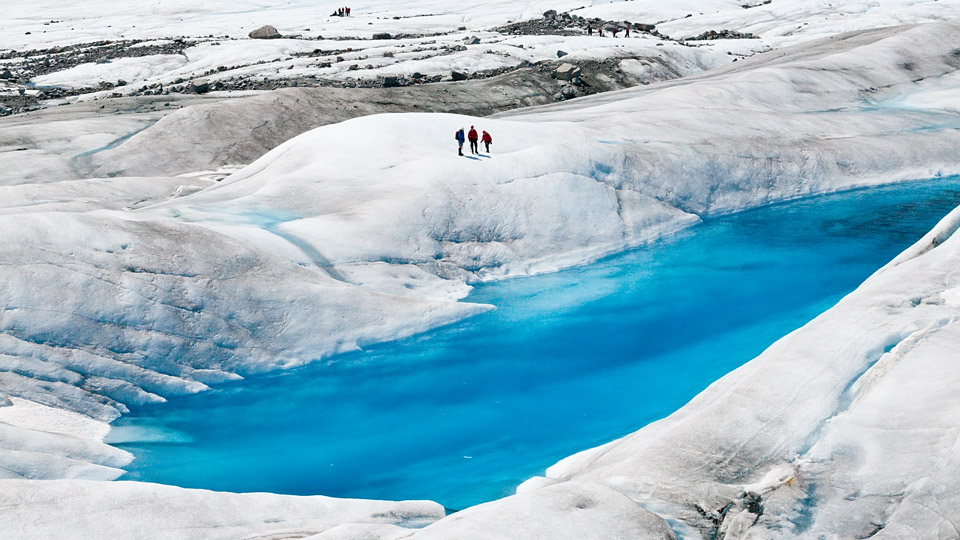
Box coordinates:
[396,182,960,539]
[2,17,960,540]
[0,479,445,540]
[145,22,960,285]
[1,20,959,480]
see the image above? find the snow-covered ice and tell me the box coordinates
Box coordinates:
[2,0,960,538]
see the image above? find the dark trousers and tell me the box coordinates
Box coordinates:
[469,139,478,153]
[458,141,464,155]
[484,141,490,152]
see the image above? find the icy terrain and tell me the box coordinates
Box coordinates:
[1,0,960,538]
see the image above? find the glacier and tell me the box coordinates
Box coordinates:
[2,0,960,538]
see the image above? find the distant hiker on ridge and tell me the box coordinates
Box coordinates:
[455,128,466,156]
[481,130,492,153]
[468,125,479,154]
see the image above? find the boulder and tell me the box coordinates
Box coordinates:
[189,79,210,94]
[465,36,481,45]
[543,9,558,18]
[0,69,12,80]
[382,76,400,87]
[248,25,281,39]
[451,71,469,81]
[557,50,568,58]
[554,63,581,81]
[372,32,392,40]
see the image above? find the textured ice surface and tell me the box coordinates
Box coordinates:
[2,2,960,538]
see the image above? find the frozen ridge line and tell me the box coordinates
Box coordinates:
[1,19,960,540]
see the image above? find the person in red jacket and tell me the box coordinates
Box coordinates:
[467,126,479,154]
[481,130,492,153]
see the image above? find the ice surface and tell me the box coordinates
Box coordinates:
[2,1,960,538]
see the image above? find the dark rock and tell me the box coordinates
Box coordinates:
[116,79,127,86]
[451,71,468,81]
[248,25,281,39]
[557,50,568,58]
[465,36,481,45]
[372,33,392,40]
[382,76,399,87]
[543,9,558,18]
[0,70,11,80]
[189,78,210,94]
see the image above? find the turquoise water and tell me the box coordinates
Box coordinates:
[111,177,960,510]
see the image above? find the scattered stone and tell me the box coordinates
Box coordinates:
[0,69,12,79]
[382,76,399,87]
[557,50,568,58]
[465,36,481,45]
[687,29,759,40]
[383,51,394,57]
[451,71,468,81]
[543,10,558,18]
[116,79,127,86]
[248,25,281,39]
[348,64,359,71]
[372,33,392,40]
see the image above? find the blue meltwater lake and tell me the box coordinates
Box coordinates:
[109,177,960,510]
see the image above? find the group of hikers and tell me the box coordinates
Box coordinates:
[331,6,351,16]
[455,126,493,156]
[588,25,629,37]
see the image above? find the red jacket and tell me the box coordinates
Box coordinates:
[481,132,492,143]
[468,128,478,140]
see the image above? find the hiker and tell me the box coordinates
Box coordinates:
[481,130,492,153]
[598,27,603,37]
[611,27,619,38]
[587,26,593,36]
[624,26,630,37]
[467,126,479,154]
[345,7,351,16]
[337,7,343,16]
[455,128,466,156]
